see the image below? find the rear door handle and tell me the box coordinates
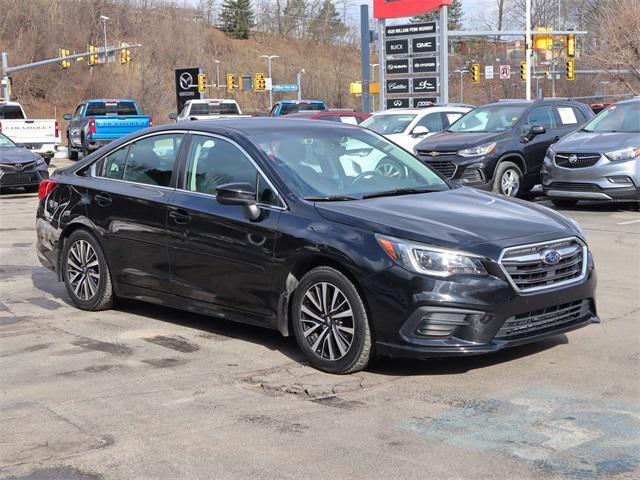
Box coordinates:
[169,208,191,225]
[94,192,112,207]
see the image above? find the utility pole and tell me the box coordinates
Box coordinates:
[100,16,109,62]
[1,52,9,99]
[214,59,221,92]
[525,0,532,100]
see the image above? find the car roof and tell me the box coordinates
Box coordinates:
[372,106,471,116]
[285,111,367,118]
[0,101,21,106]
[277,100,325,104]
[615,97,640,105]
[83,99,136,103]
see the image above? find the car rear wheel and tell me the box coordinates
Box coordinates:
[292,267,373,374]
[67,135,78,161]
[493,161,523,197]
[551,199,578,208]
[62,230,114,311]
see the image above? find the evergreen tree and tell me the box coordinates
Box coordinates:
[220,0,255,40]
[412,0,463,30]
[310,0,346,42]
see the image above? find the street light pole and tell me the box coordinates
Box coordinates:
[297,69,305,101]
[454,69,468,102]
[100,15,109,62]
[371,64,379,111]
[525,0,531,100]
[259,55,279,108]
[214,59,221,92]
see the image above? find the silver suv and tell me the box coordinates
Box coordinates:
[542,98,640,206]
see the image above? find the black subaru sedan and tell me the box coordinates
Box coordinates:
[36,119,598,374]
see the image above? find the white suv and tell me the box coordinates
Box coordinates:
[361,106,472,152]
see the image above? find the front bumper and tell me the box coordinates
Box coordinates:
[365,251,598,359]
[0,168,49,187]
[541,155,640,202]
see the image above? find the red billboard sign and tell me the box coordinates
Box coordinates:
[373,0,452,19]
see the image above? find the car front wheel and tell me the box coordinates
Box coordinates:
[493,161,523,197]
[292,267,373,374]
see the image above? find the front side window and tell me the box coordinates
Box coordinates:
[0,133,16,148]
[449,105,527,133]
[523,106,556,131]
[183,135,279,206]
[254,128,449,200]
[122,134,182,186]
[416,112,443,132]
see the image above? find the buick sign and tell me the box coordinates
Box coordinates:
[413,77,438,93]
[412,37,437,53]
[385,39,409,55]
[386,79,410,94]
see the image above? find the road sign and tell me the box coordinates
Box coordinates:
[265,77,272,91]
[500,65,511,79]
[413,77,438,93]
[386,78,410,94]
[412,57,437,73]
[385,38,409,56]
[386,98,410,109]
[385,21,436,38]
[272,84,298,92]
[411,37,437,54]
[386,59,410,75]
[485,65,494,80]
[175,67,202,112]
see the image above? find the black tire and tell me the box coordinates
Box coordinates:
[291,266,373,374]
[80,135,89,159]
[61,230,114,311]
[67,135,79,161]
[551,199,578,208]
[493,161,524,198]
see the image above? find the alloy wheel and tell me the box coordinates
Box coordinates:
[299,282,355,361]
[501,169,520,197]
[66,239,100,301]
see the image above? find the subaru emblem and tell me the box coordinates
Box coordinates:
[541,249,562,265]
[568,154,578,164]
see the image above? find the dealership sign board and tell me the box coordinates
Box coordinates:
[374,0,452,19]
[175,67,203,112]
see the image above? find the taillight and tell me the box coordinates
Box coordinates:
[149,117,154,127]
[38,179,59,201]
[55,120,59,138]
[89,117,96,135]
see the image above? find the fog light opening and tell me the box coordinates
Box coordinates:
[415,312,476,338]
[607,176,633,185]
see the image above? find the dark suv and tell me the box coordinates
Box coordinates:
[414,100,594,197]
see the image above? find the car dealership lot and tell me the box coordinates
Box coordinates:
[1,162,638,479]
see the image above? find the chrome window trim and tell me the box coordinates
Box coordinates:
[176,131,288,211]
[498,236,588,295]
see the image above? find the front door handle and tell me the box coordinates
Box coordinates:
[553,136,561,142]
[94,192,112,207]
[169,208,191,225]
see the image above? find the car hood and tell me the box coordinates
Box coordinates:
[552,130,639,152]
[0,147,41,164]
[315,187,575,251]
[415,131,505,152]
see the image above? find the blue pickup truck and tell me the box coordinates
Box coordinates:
[63,99,152,159]
[269,100,328,117]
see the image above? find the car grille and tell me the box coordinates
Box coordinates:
[0,173,37,185]
[548,182,601,192]
[500,238,586,293]
[554,153,601,169]
[0,160,37,172]
[495,299,592,340]
[416,150,457,158]
[424,160,457,178]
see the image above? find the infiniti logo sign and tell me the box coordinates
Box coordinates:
[541,249,562,265]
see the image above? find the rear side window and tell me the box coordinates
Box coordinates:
[0,105,24,119]
[122,134,183,187]
[556,106,579,126]
[98,147,129,180]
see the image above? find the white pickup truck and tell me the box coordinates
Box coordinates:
[0,101,60,164]
[170,99,250,122]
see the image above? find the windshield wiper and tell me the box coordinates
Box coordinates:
[361,187,441,199]
[304,195,361,201]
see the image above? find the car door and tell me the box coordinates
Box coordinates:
[86,132,185,292]
[554,104,584,137]
[67,104,85,148]
[520,105,559,175]
[166,133,283,318]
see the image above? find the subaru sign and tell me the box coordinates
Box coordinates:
[386,59,410,75]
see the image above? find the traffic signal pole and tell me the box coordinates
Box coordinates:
[525,0,531,100]
[1,44,140,101]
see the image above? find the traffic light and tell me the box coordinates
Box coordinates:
[567,34,576,57]
[226,73,236,93]
[59,49,71,69]
[520,62,527,82]
[88,45,98,66]
[120,43,131,64]
[254,72,266,92]
[566,58,575,81]
[472,63,480,83]
[544,71,551,80]
[197,74,207,93]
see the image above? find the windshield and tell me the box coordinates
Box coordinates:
[582,102,640,133]
[190,103,240,115]
[0,133,16,148]
[448,105,528,132]
[361,114,417,135]
[254,127,449,200]
[281,103,326,115]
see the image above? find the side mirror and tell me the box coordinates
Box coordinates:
[63,114,72,121]
[168,113,177,120]
[530,125,546,136]
[412,125,429,137]
[216,182,261,220]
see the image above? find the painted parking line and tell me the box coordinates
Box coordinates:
[617,219,640,225]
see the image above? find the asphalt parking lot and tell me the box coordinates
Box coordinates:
[1,158,639,480]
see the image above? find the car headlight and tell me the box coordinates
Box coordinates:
[458,142,496,158]
[376,235,488,277]
[605,147,640,162]
[547,145,556,159]
[36,157,46,166]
